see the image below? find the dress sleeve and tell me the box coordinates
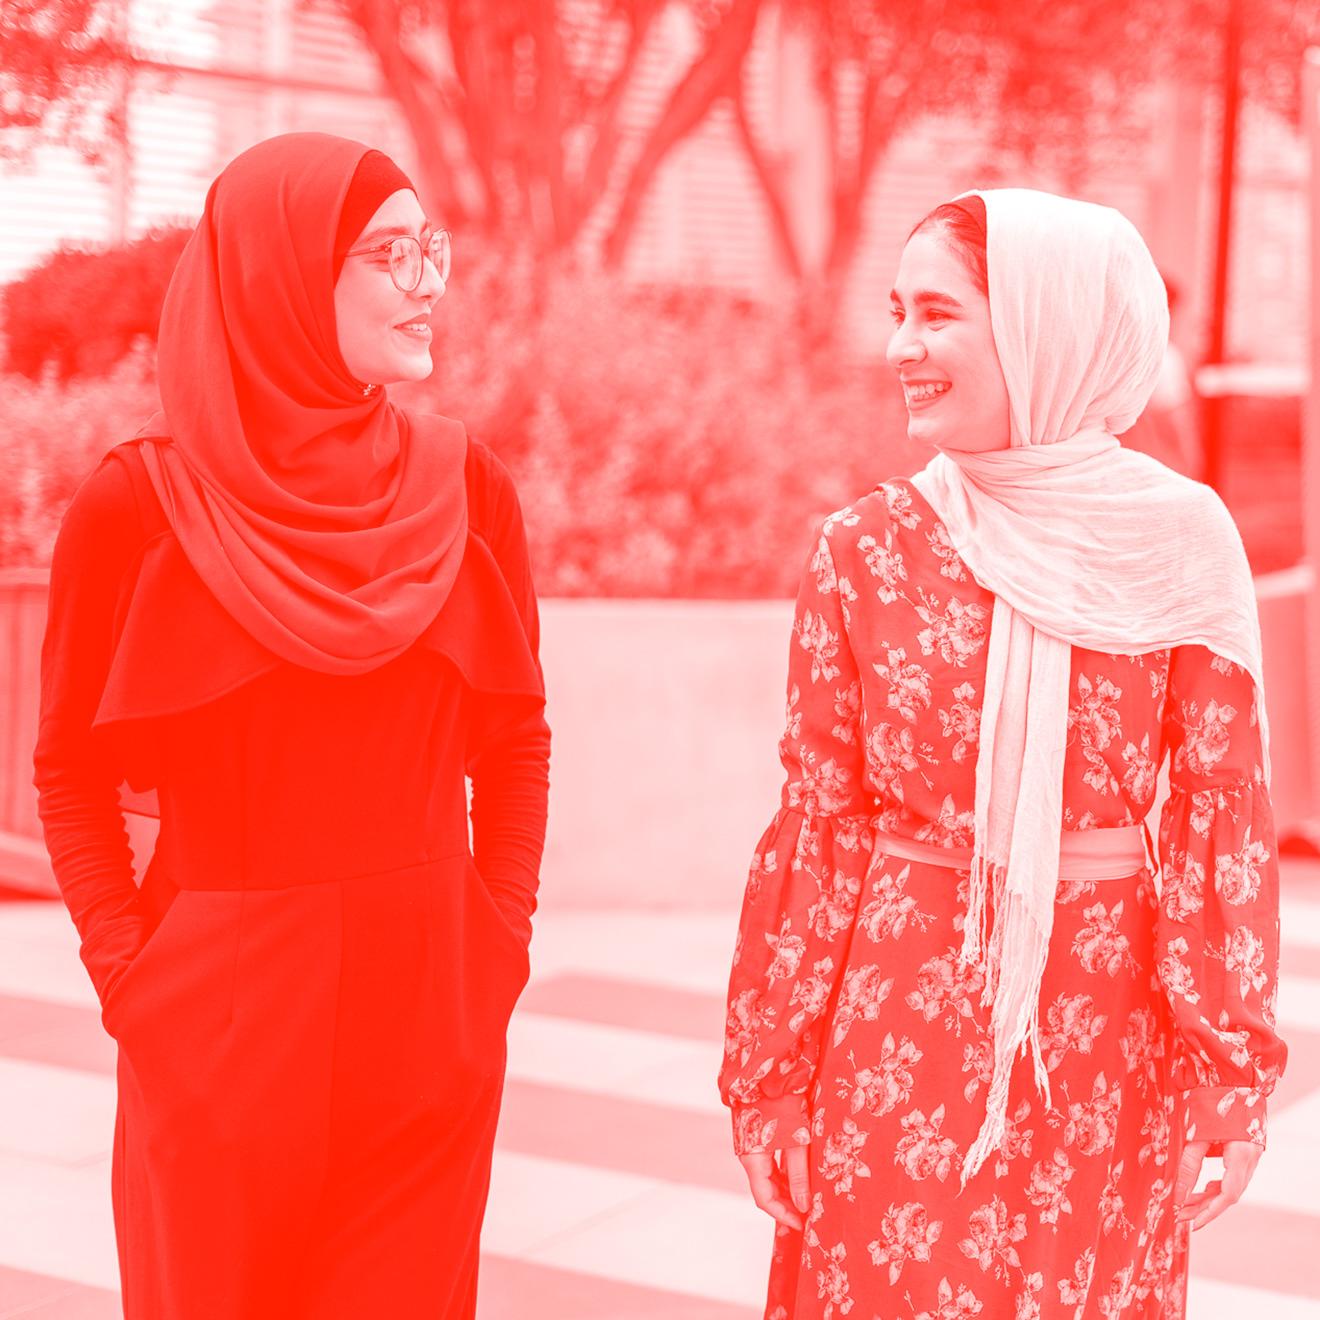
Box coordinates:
[718,525,876,1156]
[465,445,551,949]
[1156,644,1287,1149]
[31,458,147,1008]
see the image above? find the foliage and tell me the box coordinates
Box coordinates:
[0,225,191,379]
[0,346,158,567]
[0,0,130,161]
[7,0,1317,336]
[0,239,1300,590]
[0,241,926,591]
[374,238,927,594]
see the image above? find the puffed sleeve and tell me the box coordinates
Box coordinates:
[1156,644,1287,1149]
[464,443,551,949]
[718,522,876,1155]
[32,457,147,1008]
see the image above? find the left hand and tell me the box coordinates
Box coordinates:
[1174,1139,1262,1231]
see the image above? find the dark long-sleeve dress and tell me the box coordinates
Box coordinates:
[33,431,550,1320]
[718,478,1286,1320]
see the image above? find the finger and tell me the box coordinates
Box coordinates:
[1174,1141,1208,1206]
[745,1163,804,1232]
[1192,1144,1259,1231]
[1176,1183,1219,1221]
[784,1144,811,1215]
[1189,1184,1238,1231]
[1221,1144,1260,1204]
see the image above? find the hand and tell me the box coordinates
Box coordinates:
[738,1145,811,1232]
[1174,1139,1262,1231]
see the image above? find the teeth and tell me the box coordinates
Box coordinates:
[906,382,951,401]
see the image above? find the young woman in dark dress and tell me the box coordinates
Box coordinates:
[33,133,550,1319]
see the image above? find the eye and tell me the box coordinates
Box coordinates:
[926,309,951,324]
[889,307,904,325]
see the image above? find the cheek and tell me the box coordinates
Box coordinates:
[338,281,394,339]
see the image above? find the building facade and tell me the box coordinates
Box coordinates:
[0,0,1309,366]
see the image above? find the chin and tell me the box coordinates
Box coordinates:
[378,354,433,385]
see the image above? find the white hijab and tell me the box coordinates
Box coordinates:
[909,188,1270,1183]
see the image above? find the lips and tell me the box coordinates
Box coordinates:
[394,318,432,341]
[903,380,951,411]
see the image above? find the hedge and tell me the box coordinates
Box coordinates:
[0,237,1302,593]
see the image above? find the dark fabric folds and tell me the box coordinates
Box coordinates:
[86,435,544,817]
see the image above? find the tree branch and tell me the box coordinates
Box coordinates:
[565,0,662,239]
[600,0,763,267]
[731,72,801,280]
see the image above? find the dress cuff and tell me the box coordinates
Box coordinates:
[1186,1084,1267,1150]
[730,1096,811,1156]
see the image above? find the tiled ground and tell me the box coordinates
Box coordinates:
[1,868,1318,1318]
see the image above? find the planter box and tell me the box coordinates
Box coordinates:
[2,571,1316,909]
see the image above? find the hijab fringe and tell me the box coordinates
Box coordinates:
[960,889,1053,1188]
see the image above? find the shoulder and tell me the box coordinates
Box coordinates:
[53,443,151,563]
[817,476,923,560]
[463,435,528,556]
[398,409,525,545]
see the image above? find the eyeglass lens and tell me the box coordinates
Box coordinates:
[388,232,451,292]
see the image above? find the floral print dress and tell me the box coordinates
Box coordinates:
[718,479,1287,1320]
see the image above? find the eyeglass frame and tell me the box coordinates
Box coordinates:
[342,227,452,293]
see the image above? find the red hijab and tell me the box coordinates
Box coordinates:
[137,132,468,675]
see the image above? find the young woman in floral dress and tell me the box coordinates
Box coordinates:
[718,189,1286,1320]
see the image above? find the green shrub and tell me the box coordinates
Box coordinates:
[1,225,192,380]
[0,236,1302,591]
[0,348,159,566]
[392,242,925,595]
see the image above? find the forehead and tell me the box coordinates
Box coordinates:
[357,187,425,238]
[892,230,982,301]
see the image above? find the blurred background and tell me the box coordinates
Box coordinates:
[1,1,1319,1316]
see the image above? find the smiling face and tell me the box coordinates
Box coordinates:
[333,188,445,387]
[885,230,1010,453]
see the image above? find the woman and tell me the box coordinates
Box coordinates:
[718,189,1285,1319]
[33,133,549,1319]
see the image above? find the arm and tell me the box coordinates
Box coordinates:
[1156,644,1287,1151]
[31,457,146,1007]
[718,524,875,1157]
[465,446,551,948]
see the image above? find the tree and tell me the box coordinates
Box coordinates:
[4,0,1317,330]
[731,0,1320,334]
[0,0,130,163]
[336,0,771,259]
[1,0,769,263]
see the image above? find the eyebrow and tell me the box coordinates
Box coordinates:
[889,288,965,309]
[357,220,435,245]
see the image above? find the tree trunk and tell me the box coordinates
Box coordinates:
[731,77,802,281]
[600,0,763,268]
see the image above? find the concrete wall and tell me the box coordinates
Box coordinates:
[3,573,1315,908]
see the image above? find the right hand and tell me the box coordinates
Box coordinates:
[739,1145,811,1231]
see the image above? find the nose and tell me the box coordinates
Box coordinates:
[415,255,446,301]
[885,320,926,371]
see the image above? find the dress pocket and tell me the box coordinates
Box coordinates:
[462,858,531,1024]
[465,857,529,963]
[101,889,188,1040]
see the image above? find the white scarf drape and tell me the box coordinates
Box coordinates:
[908,189,1270,1183]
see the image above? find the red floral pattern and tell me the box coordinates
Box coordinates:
[720,479,1286,1319]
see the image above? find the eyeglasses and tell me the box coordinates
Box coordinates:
[343,229,451,293]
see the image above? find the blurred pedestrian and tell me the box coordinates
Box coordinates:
[720,189,1285,1318]
[1121,273,1203,480]
[33,133,549,1319]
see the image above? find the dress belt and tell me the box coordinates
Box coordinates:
[872,823,1153,882]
